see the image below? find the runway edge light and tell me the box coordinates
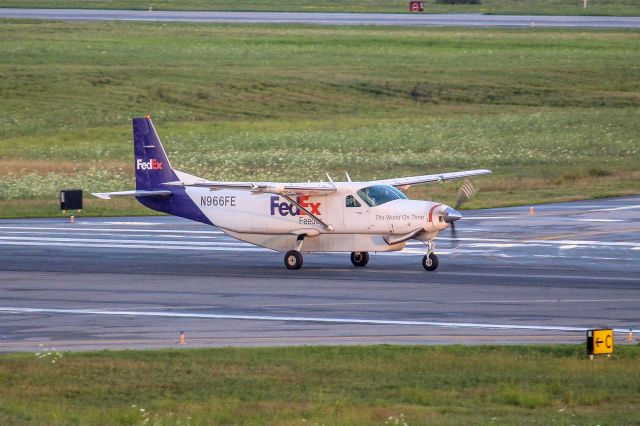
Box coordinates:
[586,329,614,359]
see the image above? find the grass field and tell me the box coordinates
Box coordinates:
[0,21,639,217]
[0,0,639,16]
[1,345,639,424]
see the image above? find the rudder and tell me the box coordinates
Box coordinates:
[133,116,178,191]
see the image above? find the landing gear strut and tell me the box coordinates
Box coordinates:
[422,240,439,271]
[350,251,369,267]
[284,234,306,270]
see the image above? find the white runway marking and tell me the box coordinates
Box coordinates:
[1,307,636,334]
[2,231,225,240]
[0,241,270,252]
[0,236,254,247]
[3,227,638,249]
[461,216,519,220]
[440,270,640,282]
[575,218,624,222]
[0,226,224,235]
[587,205,640,213]
[438,236,640,248]
[93,221,162,226]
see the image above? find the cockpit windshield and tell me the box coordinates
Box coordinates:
[356,185,408,207]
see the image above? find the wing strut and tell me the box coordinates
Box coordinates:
[280,194,335,232]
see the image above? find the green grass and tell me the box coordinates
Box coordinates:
[0,0,639,16]
[0,21,639,218]
[1,345,640,424]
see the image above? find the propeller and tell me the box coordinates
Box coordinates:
[455,179,477,210]
[450,218,458,240]
[448,179,478,250]
[443,206,462,243]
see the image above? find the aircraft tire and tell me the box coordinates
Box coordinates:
[350,252,369,267]
[422,253,439,271]
[284,250,303,270]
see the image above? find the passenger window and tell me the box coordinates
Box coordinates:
[345,195,361,208]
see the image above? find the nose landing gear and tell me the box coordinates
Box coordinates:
[422,241,439,271]
[422,252,439,271]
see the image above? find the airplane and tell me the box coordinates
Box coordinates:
[93,116,491,270]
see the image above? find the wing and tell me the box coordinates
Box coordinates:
[375,169,492,190]
[92,190,172,200]
[163,180,337,196]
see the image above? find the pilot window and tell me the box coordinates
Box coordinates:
[356,185,408,207]
[345,195,361,208]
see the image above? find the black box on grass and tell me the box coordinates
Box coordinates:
[60,189,83,211]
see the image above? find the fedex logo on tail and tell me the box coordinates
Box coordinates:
[136,158,163,170]
[270,195,321,216]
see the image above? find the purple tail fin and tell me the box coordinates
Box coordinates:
[133,117,178,191]
[131,116,213,226]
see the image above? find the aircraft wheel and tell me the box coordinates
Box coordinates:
[422,253,439,271]
[284,250,303,270]
[350,251,369,267]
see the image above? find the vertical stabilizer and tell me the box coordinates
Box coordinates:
[131,116,213,225]
[133,116,178,191]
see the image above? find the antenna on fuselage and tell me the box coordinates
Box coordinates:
[325,172,334,184]
[345,172,352,182]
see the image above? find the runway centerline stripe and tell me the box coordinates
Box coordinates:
[1,307,637,334]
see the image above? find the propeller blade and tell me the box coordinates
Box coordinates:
[455,179,477,210]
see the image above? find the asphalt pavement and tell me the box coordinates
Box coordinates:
[0,196,638,351]
[1,9,639,28]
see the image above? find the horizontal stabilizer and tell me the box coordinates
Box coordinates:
[91,190,172,200]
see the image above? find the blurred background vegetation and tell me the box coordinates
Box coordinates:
[0,21,638,217]
[0,0,639,15]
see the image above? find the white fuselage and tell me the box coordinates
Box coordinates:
[184,182,452,253]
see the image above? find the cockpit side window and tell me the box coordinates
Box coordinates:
[356,185,408,207]
[345,195,361,208]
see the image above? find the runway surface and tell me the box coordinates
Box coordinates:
[1,8,640,28]
[0,196,639,351]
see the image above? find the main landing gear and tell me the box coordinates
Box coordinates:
[350,251,369,267]
[422,241,439,271]
[284,250,303,270]
[284,234,306,270]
